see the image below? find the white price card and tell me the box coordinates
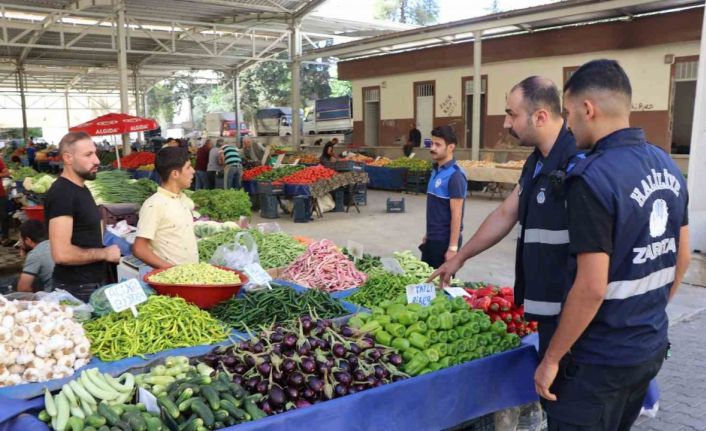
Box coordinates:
[138,387,160,414]
[104,278,147,317]
[274,153,286,167]
[346,240,364,261]
[443,287,472,298]
[406,283,436,307]
[409,152,416,159]
[243,262,273,288]
[381,257,405,275]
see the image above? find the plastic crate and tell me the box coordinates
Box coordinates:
[256,181,284,195]
[386,197,405,213]
[24,205,44,222]
[259,194,279,219]
[407,171,431,184]
[293,195,312,223]
[333,188,345,212]
[99,203,140,226]
[405,181,428,195]
[353,191,367,206]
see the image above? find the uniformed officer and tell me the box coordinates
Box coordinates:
[421,125,467,269]
[535,59,691,430]
[430,76,577,356]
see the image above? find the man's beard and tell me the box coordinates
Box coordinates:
[76,167,97,181]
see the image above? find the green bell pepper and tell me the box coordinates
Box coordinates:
[391,337,411,351]
[405,321,428,337]
[387,304,407,316]
[403,347,422,362]
[347,316,365,329]
[408,332,430,350]
[419,368,433,375]
[451,296,468,311]
[375,315,392,326]
[439,312,454,330]
[479,315,491,331]
[491,320,507,335]
[466,338,478,352]
[448,341,459,356]
[375,330,393,346]
[456,310,470,324]
[438,331,448,343]
[394,310,419,326]
[429,362,444,372]
[438,356,451,368]
[359,320,382,333]
[417,307,430,320]
[405,352,430,375]
[426,315,441,329]
[467,321,480,334]
[454,340,467,353]
[432,342,449,357]
[427,329,439,343]
[447,329,459,341]
[379,299,393,308]
[385,323,406,338]
[406,303,423,313]
[357,312,371,322]
[371,306,385,317]
[424,348,441,363]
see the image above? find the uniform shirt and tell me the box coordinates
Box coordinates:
[45,177,105,285]
[426,159,467,242]
[207,147,223,172]
[22,240,54,291]
[223,145,242,166]
[566,128,688,366]
[136,188,198,265]
[195,145,210,171]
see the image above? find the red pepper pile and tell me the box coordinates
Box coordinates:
[275,165,337,185]
[464,286,537,337]
[112,151,155,169]
[243,165,272,181]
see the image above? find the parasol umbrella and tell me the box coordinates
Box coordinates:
[70,113,159,169]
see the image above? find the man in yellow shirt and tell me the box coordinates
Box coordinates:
[133,147,199,268]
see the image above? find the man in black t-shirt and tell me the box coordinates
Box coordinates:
[45,131,121,301]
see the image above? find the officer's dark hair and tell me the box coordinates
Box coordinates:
[563,59,632,101]
[512,76,562,118]
[20,220,46,244]
[156,146,190,182]
[431,125,457,146]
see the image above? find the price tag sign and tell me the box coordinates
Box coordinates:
[409,152,416,159]
[292,158,300,166]
[406,283,436,307]
[138,387,160,414]
[274,154,286,167]
[346,240,364,261]
[444,287,472,298]
[243,262,273,288]
[381,257,405,275]
[104,279,147,317]
[374,156,381,161]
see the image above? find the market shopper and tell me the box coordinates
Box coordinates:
[194,138,212,190]
[221,139,243,189]
[45,131,121,301]
[133,147,198,268]
[16,220,54,292]
[242,138,266,166]
[429,76,577,357]
[534,60,690,430]
[319,141,338,164]
[207,139,224,189]
[0,156,10,246]
[420,125,467,269]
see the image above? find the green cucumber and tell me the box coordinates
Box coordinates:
[144,417,163,431]
[243,397,266,420]
[67,416,85,431]
[157,396,180,420]
[175,388,194,406]
[190,399,214,427]
[199,386,220,411]
[98,403,121,427]
[86,414,107,428]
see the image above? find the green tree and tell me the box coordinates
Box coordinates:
[374,0,439,25]
[330,79,352,97]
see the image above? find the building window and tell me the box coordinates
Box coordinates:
[670,57,698,155]
[563,66,579,85]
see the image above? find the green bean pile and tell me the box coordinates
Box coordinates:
[88,170,157,204]
[84,296,230,361]
[148,262,240,285]
[253,231,306,269]
[347,273,421,309]
[211,285,350,331]
[198,229,241,262]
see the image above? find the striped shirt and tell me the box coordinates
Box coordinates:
[223,145,242,166]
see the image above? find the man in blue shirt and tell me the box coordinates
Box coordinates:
[421,125,467,269]
[536,60,690,430]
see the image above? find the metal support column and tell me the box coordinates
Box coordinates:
[17,66,29,144]
[232,71,241,145]
[132,69,141,116]
[290,20,302,150]
[687,11,706,252]
[471,31,483,161]
[64,90,71,129]
[117,0,131,154]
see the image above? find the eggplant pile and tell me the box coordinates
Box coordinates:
[202,316,408,415]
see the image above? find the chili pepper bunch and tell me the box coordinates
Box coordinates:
[463,286,537,337]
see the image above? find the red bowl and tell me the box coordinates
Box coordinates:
[143,265,248,309]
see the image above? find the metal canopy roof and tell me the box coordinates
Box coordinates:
[0,0,410,93]
[302,0,705,61]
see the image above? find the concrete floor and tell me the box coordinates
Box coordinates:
[251,189,706,324]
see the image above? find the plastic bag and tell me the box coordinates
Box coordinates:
[210,231,260,270]
[89,281,156,317]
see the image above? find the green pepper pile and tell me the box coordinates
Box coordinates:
[341,248,383,275]
[348,294,520,376]
[386,158,432,173]
[347,273,420,309]
[393,251,434,282]
[253,165,304,181]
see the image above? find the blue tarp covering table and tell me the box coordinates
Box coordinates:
[0,340,539,431]
[364,165,407,191]
[284,184,311,197]
[103,230,133,256]
[242,180,257,195]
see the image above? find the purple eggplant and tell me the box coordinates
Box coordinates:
[256,380,269,395]
[348,343,362,355]
[202,353,218,367]
[234,363,247,374]
[333,371,352,386]
[336,360,351,372]
[387,354,403,367]
[282,358,297,373]
[302,388,316,400]
[233,375,245,386]
[295,399,312,408]
[300,316,314,333]
[269,385,286,407]
[252,342,265,354]
[297,343,311,356]
[353,369,366,382]
[367,349,382,361]
[239,341,251,351]
[332,343,346,358]
[270,332,284,343]
[221,356,238,368]
[283,333,297,349]
[340,325,355,337]
[366,375,376,387]
[374,365,388,379]
[300,357,316,374]
[288,371,304,387]
[245,376,260,390]
[257,362,272,377]
[244,355,257,368]
[318,339,330,350]
[347,386,359,395]
[347,355,359,367]
[272,369,284,383]
[354,384,366,392]
[286,386,299,401]
[307,376,325,393]
[261,400,274,415]
[334,384,348,397]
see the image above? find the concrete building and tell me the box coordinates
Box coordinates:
[339,7,702,172]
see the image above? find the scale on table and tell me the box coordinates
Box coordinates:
[116,256,153,282]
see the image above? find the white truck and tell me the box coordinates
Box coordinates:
[255,107,303,136]
[303,96,353,135]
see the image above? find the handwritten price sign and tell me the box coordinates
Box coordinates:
[104,279,148,317]
[406,283,436,307]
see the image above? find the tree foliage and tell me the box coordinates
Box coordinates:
[374,0,439,25]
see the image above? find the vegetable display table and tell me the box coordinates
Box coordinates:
[364,165,407,191]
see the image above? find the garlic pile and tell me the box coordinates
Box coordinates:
[0,296,91,387]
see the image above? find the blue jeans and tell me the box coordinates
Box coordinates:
[224,164,242,190]
[195,171,209,190]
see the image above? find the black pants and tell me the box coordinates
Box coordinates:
[543,348,665,431]
[53,281,103,303]
[0,195,9,240]
[419,236,462,270]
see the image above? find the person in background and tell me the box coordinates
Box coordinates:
[0,157,11,247]
[45,131,121,302]
[220,139,243,190]
[242,138,266,166]
[404,123,422,157]
[319,141,338,164]
[16,220,54,292]
[133,147,198,268]
[207,139,224,189]
[194,139,212,190]
[535,59,690,430]
[420,125,467,269]
[26,138,36,169]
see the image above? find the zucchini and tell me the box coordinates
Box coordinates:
[67,416,85,431]
[38,409,51,422]
[199,386,220,411]
[45,388,57,417]
[98,402,121,426]
[157,395,180,419]
[190,399,214,427]
[56,392,71,431]
[86,414,107,427]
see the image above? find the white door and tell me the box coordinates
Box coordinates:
[364,88,380,146]
[416,83,434,145]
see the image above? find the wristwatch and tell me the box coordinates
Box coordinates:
[448,245,459,252]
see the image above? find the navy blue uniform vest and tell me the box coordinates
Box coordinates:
[426,160,468,241]
[515,127,578,321]
[567,128,688,366]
